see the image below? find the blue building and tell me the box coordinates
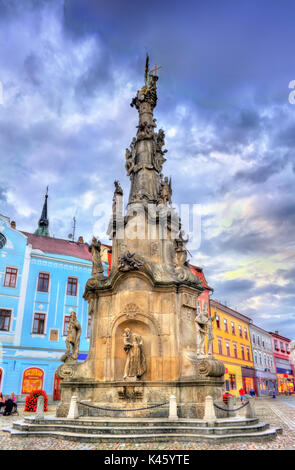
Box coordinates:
[0,194,109,399]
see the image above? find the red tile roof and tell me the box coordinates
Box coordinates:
[22,232,92,261]
[189,264,213,291]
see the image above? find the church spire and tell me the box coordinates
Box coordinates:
[35,187,50,237]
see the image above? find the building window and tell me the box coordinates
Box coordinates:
[224,318,228,332]
[226,341,230,356]
[216,315,220,329]
[37,272,50,292]
[231,322,235,335]
[218,338,223,355]
[247,347,251,362]
[244,327,248,340]
[253,333,255,344]
[259,352,262,365]
[241,345,245,360]
[197,301,201,314]
[258,336,261,346]
[4,267,18,288]
[0,233,7,249]
[238,325,243,338]
[274,340,279,351]
[87,316,91,338]
[67,277,78,296]
[262,339,265,348]
[63,315,71,336]
[229,374,236,390]
[233,343,238,358]
[0,309,11,331]
[32,312,46,334]
[280,342,285,352]
[254,352,257,363]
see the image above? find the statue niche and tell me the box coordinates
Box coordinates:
[112,319,152,381]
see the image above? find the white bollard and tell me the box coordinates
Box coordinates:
[67,395,79,419]
[245,396,257,418]
[35,395,44,421]
[169,395,178,419]
[203,395,216,424]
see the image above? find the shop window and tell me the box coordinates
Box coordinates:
[4,266,18,288]
[37,272,50,292]
[0,309,11,331]
[22,368,44,394]
[32,312,46,334]
[67,277,78,296]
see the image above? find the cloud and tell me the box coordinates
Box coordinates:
[0,0,294,338]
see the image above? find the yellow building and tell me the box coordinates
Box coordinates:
[209,300,256,397]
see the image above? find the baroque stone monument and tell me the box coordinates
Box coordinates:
[56,56,225,418]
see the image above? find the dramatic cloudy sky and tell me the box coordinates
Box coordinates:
[0,0,294,337]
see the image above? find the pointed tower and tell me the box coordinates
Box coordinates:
[57,58,225,419]
[35,188,49,237]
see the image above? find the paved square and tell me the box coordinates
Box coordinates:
[1,397,295,450]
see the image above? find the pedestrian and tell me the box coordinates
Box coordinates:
[3,396,14,416]
[0,393,5,413]
[10,392,18,414]
[239,387,245,402]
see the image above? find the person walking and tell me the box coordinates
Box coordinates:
[239,387,245,402]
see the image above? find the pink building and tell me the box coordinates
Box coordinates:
[269,330,294,394]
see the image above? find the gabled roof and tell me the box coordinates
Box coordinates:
[189,264,213,291]
[22,232,92,261]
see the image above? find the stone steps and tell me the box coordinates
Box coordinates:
[12,421,270,436]
[8,416,282,443]
[23,416,260,428]
[8,428,282,443]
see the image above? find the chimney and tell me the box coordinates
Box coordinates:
[10,221,16,229]
[77,236,84,244]
[275,330,279,335]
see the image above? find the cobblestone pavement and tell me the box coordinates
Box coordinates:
[1,398,295,450]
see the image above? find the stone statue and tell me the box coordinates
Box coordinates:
[125,138,136,176]
[118,251,143,271]
[64,311,81,361]
[195,311,209,357]
[206,312,216,356]
[158,175,172,206]
[174,230,189,267]
[152,129,167,173]
[88,237,104,278]
[123,328,146,381]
